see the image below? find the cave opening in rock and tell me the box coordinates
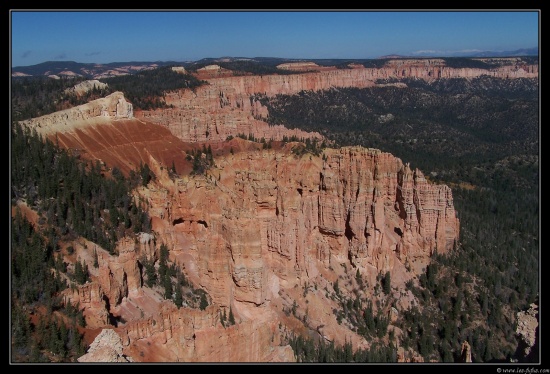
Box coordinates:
[173,218,184,226]
[394,227,403,236]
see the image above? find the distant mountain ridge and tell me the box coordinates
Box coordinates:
[382,46,539,59]
[12,49,539,79]
[467,47,539,57]
[10,60,180,79]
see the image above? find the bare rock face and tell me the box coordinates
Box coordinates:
[380,58,538,79]
[144,145,459,311]
[397,346,425,362]
[460,341,472,362]
[135,59,537,144]
[171,66,186,74]
[64,79,108,96]
[18,61,500,362]
[78,329,134,362]
[62,236,149,329]
[276,62,330,71]
[19,91,133,137]
[136,86,322,144]
[117,303,294,362]
[58,141,458,362]
[516,303,539,359]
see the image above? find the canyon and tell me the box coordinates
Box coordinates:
[135,58,537,144]
[16,58,537,362]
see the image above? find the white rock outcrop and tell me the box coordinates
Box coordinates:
[65,80,108,96]
[18,91,133,136]
[77,329,134,362]
[516,303,538,358]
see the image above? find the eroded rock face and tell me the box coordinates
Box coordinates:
[117,303,294,362]
[516,303,539,359]
[63,236,149,330]
[18,62,489,362]
[64,79,109,96]
[19,91,133,137]
[78,329,134,362]
[135,59,538,144]
[135,86,322,143]
[460,341,472,362]
[276,62,331,71]
[63,142,458,362]
[146,146,458,309]
[379,58,538,79]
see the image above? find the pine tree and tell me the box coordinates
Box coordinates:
[158,243,169,279]
[199,292,208,311]
[74,260,84,284]
[220,310,226,327]
[140,162,153,186]
[228,306,235,325]
[383,271,391,295]
[174,285,183,308]
[76,307,86,328]
[334,279,340,296]
[29,342,43,363]
[144,258,157,288]
[364,300,375,332]
[93,248,99,268]
[163,275,173,300]
[59,321,68,358]
[344,338,353,362]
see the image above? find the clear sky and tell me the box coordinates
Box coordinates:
[10,10,540,67]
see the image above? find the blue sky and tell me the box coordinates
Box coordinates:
[10,10,540,67]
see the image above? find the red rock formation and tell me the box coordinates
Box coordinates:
[17,60,513,361]
[135,59,537,144]
[118,304,294,362]
[135,88,323,143]
[146,146,458,307]
[50,127,458,361]
[61,233,295,362]
[20,60,538,148]
[18,90,460,360]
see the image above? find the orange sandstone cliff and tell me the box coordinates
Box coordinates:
[134,58,537,144]
[17,58,539,361]
[55,137,458,362]
[20,102,459,361]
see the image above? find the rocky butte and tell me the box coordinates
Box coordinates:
[15,58,537,362]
